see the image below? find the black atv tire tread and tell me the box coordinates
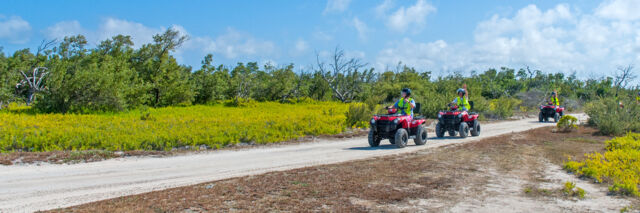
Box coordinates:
[368,129,380,147]
[459,122,469,138]
[414,125,427,145]
[538,112,544,122]
[435,123,444,138]
[470,120,480,136]
[395,128,408,148]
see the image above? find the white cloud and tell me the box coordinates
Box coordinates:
[352,17,369,41]
[596,0,640,21]
[384,0,436,33]
[43,19,277,63]
[190,28,276,59]
[44,18,170,48]
[376,3,640,75]
[0,15,31,44]
[43,20,86,40]
[293,38,309,54]
[313,31,333,41]
[97,18,165,47]
[375,0,394,17]
[323,0,352,14]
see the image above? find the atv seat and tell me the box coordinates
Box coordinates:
[413,103,424,119]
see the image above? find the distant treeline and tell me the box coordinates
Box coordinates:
[0,29,636,114]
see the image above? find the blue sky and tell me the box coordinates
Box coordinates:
[1,0,638,77]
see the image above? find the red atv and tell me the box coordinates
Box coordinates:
[435,102,480,138]
[368,103,428,148]
[539,102,564,123]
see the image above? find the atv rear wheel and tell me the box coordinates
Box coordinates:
[414,125,427,145]
[470,120,480,136]
[435,123,445,138]
[368,129,380,147]
[448,130,456,137]
[395,128,408,148]
[459,122,469,138]
[388,137,395,144]
[538,112,544,122]
[554,113,560,123]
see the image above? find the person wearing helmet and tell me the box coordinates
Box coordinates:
[452,84,471,111]
[387,88,416,117]
[550,90,560,107]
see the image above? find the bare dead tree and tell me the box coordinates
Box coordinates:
[613,64,636,97]
[16,67,49,105]
[315,47,369,103]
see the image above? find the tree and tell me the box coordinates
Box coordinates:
[133,29,193,107]
[315,47,373,103]
[613,64,636,97]
[16,67,48,105]
[0,48,13,109]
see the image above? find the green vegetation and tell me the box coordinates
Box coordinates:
[562,181,586,199]
[557,115,578,132]
[1,29,638,152]
[565,133,640,196]
[0,102,350,152]
[586,97,640,135]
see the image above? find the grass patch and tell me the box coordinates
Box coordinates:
[565,133,640,196]
[0,102,352,152]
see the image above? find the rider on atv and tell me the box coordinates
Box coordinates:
[451,84,470,111]
[550,90,560,108]
[387,88,416,118]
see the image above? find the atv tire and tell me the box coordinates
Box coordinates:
[538,112,544,122]
[395,128,409,148]
[459,122,469,138]
[435,123,445,138]
[448,130,456,137]
[470,120,481,136]
[414,125,427,145]
[368,129,380,147]
[554,113,560,123]
[389,137,395,144]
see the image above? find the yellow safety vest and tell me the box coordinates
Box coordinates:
[397,98,414,116]
[551,96,560,106]
[456,97,470,110]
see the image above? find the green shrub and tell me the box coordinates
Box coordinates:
[484,97,522,119]
[562,181,586,199]
[585,98,640,135]
[564,133,640,196]
[345,103,373,128]
[557,115,578,132]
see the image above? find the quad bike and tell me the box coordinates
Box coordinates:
[435,102,480,138]
[368,103,428,148]
[539,102,564,123]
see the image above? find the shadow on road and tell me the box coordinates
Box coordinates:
[347,144,401,150]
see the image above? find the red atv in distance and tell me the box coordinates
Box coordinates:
[435,102,480,138]
[539,102,564,123]
[368,103,428,148]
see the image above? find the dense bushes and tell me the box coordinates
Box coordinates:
[565,133,640,196]
[585,97,640,135]
[0,102,352,152]
[557,115,578,132]
[0,30,633,120]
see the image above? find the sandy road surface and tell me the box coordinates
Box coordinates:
[0,114,587,212]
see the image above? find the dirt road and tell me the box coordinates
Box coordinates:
[0,114,587,212]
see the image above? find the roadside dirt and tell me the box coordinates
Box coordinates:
[0,129,370,166]
[52,126,634,213]
[1,116,569,212]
